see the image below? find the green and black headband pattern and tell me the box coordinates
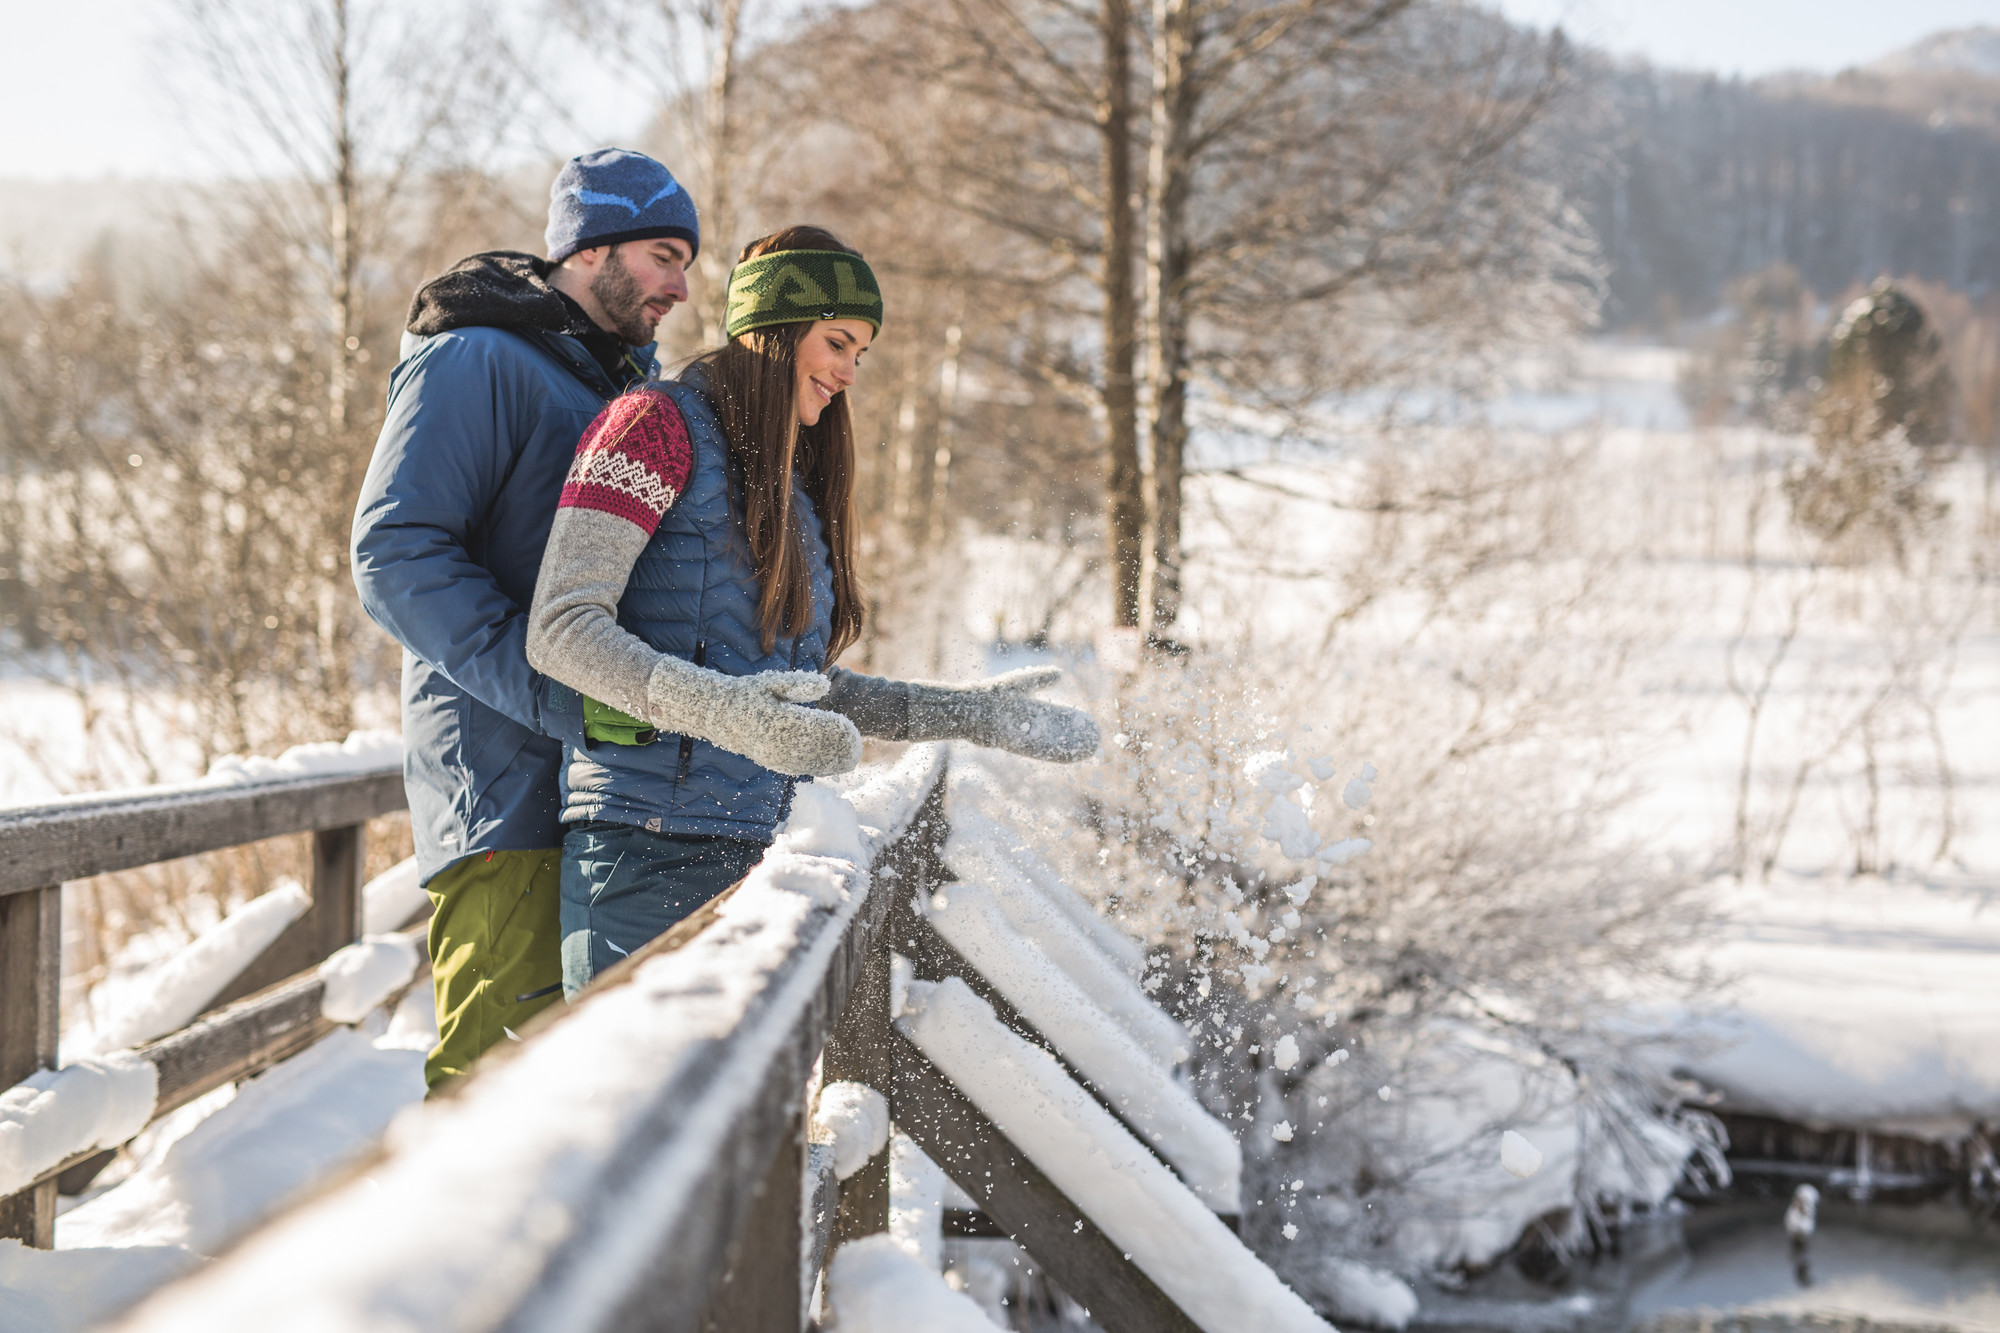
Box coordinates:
[724,249,884,339]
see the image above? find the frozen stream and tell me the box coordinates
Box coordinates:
[1413,1201,2000,1332]
[1630,1201,2000,1332]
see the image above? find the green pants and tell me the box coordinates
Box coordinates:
[424,848,564,1091]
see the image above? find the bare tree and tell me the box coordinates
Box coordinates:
[1137,1,1586,630]
[0,2,535,967]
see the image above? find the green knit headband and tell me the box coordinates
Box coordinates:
[724,249,884,339]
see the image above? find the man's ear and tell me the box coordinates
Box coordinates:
[560,245,609,275]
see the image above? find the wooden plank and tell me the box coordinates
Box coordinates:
[702,1102,806,1333]
[0,883,59,1246]
[887,1027,1203,1333]
[14,929,434,1205]
[801,1143,838,1324]
[0,768,405,897]
[148,972,338,1119]
[204,824,366,1013]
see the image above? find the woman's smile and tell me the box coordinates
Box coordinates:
[793,317,873,426]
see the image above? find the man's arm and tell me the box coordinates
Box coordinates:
[350,332,574,739]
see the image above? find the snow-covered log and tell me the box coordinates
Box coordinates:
[943,808,1188,1066]
[925,881,1240,1209]
[86,882,311,1054]
[898,977,1332,1333]
[0,1053,158,1197]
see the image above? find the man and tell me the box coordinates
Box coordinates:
[352,148,698,1089]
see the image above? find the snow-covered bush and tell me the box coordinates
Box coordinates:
[961,428,1719,1288]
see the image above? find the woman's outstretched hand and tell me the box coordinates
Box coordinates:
[908,665,1101,762]
[645,659,862,777]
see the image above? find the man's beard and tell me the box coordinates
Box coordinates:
[589,246,659,345]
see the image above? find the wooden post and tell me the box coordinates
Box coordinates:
[205,822,366,1012]
[701,1102,806,1333]
[822,764,953,1252]
[0,883,61,1246]
[821,925,892,1247]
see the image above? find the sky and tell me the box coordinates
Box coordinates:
[0,0,1996,181]
[1487,0,2000,79]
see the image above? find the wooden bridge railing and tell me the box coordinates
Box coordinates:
[0,764,409,1245]
[99,744,1211,1333]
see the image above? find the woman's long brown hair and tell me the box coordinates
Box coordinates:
[693,225,865,662]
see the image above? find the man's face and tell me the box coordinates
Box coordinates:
[589,238,692,344]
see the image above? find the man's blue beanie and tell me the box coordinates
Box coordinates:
[545,148,700,263]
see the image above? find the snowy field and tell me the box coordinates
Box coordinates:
[2,340,1998,1329]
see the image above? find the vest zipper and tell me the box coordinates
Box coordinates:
[676,640,705,785]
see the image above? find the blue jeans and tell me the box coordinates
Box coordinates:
[559,821,767,997]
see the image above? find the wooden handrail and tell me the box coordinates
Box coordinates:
[0,763,409,1246]
[0,766,405,897]
[84,747,1229,1333]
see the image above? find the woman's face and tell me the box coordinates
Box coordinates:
[794,318,873,427]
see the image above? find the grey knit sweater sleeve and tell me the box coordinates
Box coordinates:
[523,390,860,776]
[525,505,661,719]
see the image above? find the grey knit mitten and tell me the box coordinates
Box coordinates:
[646,656,862,777]
[911,665,1101,761]
[823,665,1098,762]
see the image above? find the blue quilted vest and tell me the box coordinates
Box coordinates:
[559,367,835,840]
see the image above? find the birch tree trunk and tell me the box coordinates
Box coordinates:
[326,0,359,436]
[1143,0,1197,634]
[1100,0,1145,630]
[695,0,747,343]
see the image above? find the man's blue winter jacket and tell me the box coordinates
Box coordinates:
[351,254,656,883]
[558,370,834,841]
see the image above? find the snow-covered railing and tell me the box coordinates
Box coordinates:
[0,737,409,1247]
[98,744,1305,1332]
[77,741,1332,1331]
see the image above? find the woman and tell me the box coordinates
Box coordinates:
[527,225,1097,995]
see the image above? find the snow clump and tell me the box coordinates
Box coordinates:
[1273,1035,1300,1072]
[88,880,311,1053]
[825,1233,1001,1332]
[813,1082,891,1180]
[1272,1120,1295,1142]
[203,731,402,787]
[1245,751,1305,793]
[360,858,427,935]
[317,935,422,1024]
[1318,837,1372,867]
[774,780,865,863]
[1500,1130,1544,1179]
[1342,762,1378,811]
[0,1051,158,1195]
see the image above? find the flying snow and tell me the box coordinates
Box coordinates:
[1500,1130,1544,1179]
